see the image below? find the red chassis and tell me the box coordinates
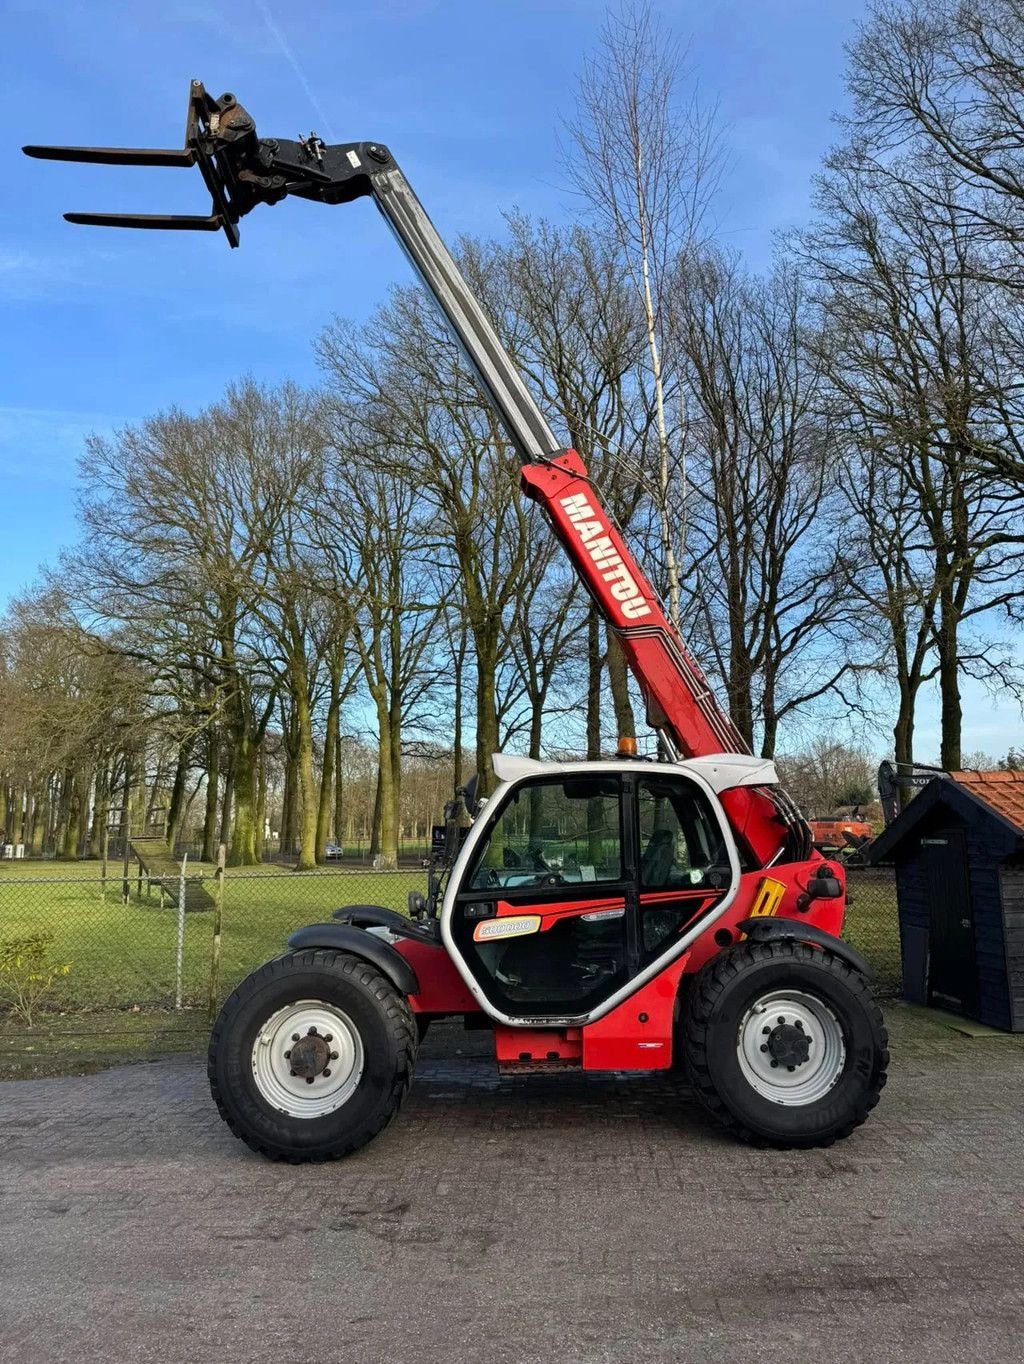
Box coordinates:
[396,859,846,1073]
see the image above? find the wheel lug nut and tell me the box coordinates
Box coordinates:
[292,1034,300,1042]
[284,1050,291,1059]
[324,1034,333,1043]
[760,1044,768,1053]
[308,1026,317,1036]
[290,1069,297,1077]
[306,1076,315,1084]
[794,1020,803,1030]
[787,1065,796,1072]
[330,1051,339,1060]
[762,1026,770,1035]
[777,1016,785,1024]
[323,1068,331,1078]
[770,1060,778,1068]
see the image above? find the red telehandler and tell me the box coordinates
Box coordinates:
[26,82,888,1157]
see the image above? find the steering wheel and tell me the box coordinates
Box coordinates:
[485,868,501,888]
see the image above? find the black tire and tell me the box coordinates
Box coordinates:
[682,940,888,1148]
[208,949,417,1162]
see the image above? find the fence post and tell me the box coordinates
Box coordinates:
[174,852,188,1011]
[208,844,226,1022]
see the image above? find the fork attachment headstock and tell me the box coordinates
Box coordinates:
[23,79,388,248]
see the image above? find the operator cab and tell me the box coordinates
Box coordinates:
[443,754,761,1022]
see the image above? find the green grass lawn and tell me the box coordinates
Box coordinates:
[0,860,901,1014]
[0,858,902,1079]
[0,861,426,1014]
[842,871,902,990]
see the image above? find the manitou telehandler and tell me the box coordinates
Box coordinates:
[27,82,888,1158]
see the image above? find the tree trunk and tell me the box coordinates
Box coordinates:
[387,698,402,868]
[201,730,220,863]
[219,752,234,854]
[76,767,92,858]
[453,624,466,792]
[605,631,636,741]
[293,676,319,872]
[165,740,192,852]
[145,758,167,834]
[88,760,109,859]
[587,607,603,760]
[24,791,37,851]
[375,735,398,870]
[587,607,603,861]
[937,598,962,770]
[892,690,917,815]
[227,737,258,866]
[255,744,267,861]
[61,768,80,860]
[334,710,345,848]
[760,675,777,760]
[280,744,295,857]
[316,666,341,864]
[474,631,500,797]
[728,636,755,752]
[369,763,383,858]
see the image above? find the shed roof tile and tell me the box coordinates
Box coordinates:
[950,770,1024,836]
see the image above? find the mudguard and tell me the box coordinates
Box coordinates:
[287,922,420,996]
[738,918,872,980]
[331,904,411,930]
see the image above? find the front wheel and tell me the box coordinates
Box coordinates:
[683,940,888,1148]
[208,949,417,1162]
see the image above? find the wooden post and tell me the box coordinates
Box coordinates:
[208,843,226,1022]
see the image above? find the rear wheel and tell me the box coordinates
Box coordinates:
[683,940,888,1147]
[208,949,417,1162]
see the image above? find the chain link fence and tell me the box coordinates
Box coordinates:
[0,861,902,1074]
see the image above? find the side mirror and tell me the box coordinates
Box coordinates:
[461,774,480,818]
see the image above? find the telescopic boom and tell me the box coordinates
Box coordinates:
[24,80,809,864]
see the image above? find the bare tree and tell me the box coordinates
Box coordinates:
[802,142,1024,767]
[312,433,444,868]
[566,0,722,627]
[672,250,868,755]
[846,0,1024,259]
[317,290,533,796]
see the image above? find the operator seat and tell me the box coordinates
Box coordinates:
[640,828,675,888]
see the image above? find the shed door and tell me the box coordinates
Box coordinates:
[923,829,979,1015]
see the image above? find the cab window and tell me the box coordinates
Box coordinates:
[468,776,622,891]
[636,776,730,966]
[637,777,727,890]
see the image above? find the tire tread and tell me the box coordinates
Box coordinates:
[683,940,889,1149]
[208,949,418,1163]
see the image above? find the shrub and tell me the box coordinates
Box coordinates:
[0,933,72,1027]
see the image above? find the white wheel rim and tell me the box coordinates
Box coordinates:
[736,989,847,1106]
[251,999,364,1119]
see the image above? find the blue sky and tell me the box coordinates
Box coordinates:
[1,0,1021,758]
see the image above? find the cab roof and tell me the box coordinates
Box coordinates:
[490,751,778,796]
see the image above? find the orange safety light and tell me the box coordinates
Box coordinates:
[617,736,638,758]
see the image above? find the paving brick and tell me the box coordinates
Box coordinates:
[0,1006,1023,1363]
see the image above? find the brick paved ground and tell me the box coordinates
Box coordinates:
[1,1004,1023,1364]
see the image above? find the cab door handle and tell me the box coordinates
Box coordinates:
[464,902,495,920]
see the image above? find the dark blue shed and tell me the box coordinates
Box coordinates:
[868,771,1024,1032]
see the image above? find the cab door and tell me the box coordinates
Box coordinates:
[448,770,735,1020]
[634,775,734,963]
[449,774,636,1018]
